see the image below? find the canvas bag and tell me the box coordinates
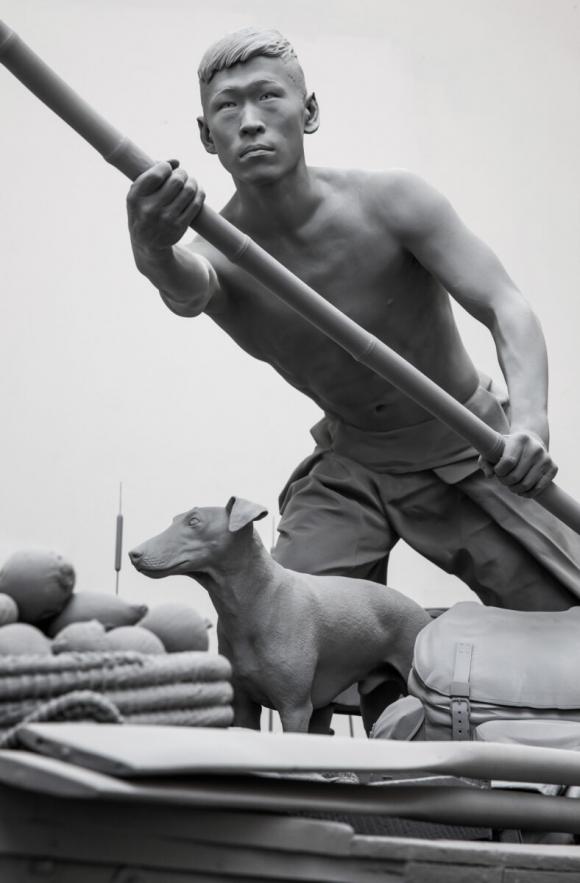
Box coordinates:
[372,602,580,742]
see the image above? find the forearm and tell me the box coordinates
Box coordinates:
[126,160,210,316]
[491,296,549,444]
[132,242,215,317]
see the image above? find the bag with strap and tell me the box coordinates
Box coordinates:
[371,602,580,743]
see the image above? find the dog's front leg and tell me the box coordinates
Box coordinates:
[279,699,314,733]
[232,685,262,730]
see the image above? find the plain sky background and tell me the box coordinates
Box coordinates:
[1,1,580,672]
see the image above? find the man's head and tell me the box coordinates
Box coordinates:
[198,27,307,97]
[197,27,318,184]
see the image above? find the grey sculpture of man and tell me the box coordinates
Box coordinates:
[126,27,580,610]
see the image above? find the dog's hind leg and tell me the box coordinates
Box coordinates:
[308,703,335,734]
[360,670,407,735]
[279,699,314,733]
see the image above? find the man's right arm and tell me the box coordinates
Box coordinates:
[126,160,220,317]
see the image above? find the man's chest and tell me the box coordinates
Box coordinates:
[254,222,425,326]
[210,213,437,363]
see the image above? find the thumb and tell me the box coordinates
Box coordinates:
[478,455,494,477]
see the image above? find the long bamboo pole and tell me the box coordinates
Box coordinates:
[2,21,580,534]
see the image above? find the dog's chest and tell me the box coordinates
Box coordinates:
[224,630,296,706]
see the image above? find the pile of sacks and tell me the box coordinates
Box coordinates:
[0,549,234,744]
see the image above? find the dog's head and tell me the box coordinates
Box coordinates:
[129,497,268,578]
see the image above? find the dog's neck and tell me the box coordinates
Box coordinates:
[187,528,283,621]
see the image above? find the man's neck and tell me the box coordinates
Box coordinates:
[231,161,323,239]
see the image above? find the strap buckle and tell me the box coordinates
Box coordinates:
[450,642,473,740]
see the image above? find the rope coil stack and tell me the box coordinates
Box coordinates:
[0,650,234,747]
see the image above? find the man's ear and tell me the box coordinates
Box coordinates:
[197,116,217,155]
[226,497,268,532]
[304,92,320,135]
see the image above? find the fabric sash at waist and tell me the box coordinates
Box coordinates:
[310,374,509,479]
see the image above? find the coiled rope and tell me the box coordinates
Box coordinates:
[0,651,234,747]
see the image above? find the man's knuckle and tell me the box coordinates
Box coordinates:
[522,488,539,499]
[501,470,519,485]
[496,460,515,476]
[519,476,536,492]
[151,164,169,182]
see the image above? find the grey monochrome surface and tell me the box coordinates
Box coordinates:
[1,1,579,621]
[0,780,579,880]
[17,723,580,784]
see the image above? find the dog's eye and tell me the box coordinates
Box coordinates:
[188,516,200,527]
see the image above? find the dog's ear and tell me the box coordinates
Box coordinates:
[226,497,268,532]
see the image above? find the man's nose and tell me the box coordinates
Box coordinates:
[239,106,265,136]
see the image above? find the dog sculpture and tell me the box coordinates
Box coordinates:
[129,496,431,733]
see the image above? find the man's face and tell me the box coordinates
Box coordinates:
[199,55,314,184]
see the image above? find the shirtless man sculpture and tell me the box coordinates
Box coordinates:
[126,27,580,611]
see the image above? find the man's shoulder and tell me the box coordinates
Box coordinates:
[312,165,426,192]
[314,167,444,228]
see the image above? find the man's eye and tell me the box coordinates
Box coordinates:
[260,93,275,100]
[218,101,235,110]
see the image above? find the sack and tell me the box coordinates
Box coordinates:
[371,602,580,742]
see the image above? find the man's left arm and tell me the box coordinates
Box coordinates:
[385,171,557,498]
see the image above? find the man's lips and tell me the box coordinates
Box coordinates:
[239,144,274,158]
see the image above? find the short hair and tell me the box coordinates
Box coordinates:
[198,27,307,97]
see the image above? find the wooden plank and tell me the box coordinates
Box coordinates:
[0,785,360,881]
[2,750,580,835]
[0,754,353,853]
[18,723,580,786]
[0,749,131,799]
[0,785,580,882]
[1,850,580,883]
[354,837,580,881]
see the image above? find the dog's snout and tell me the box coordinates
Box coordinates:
[128,548,142,563]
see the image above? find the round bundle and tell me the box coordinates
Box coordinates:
[0,650,234,747]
